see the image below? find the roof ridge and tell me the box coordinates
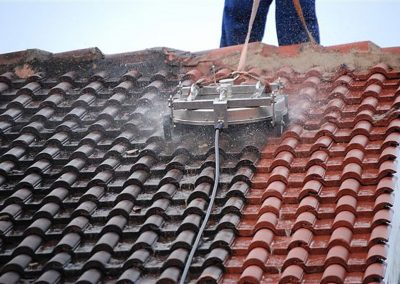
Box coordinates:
[0,47,104,66]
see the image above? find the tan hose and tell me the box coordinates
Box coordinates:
[237,0,260,71]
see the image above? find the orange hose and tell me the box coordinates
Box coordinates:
[292,0,316,44]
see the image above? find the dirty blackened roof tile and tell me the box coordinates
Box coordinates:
[0,47,269,283]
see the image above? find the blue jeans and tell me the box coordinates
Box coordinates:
[220,0,320,47]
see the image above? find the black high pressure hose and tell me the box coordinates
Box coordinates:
[179,121,224,284]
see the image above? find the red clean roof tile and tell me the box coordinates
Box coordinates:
[220,57,400,283]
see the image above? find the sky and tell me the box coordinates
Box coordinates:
[0,0,399,55]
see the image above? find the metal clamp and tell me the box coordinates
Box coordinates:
[213,98,228,128]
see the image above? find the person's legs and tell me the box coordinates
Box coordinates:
[275,0,320,46]
[220,0,273,48]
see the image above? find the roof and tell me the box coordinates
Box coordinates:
[0,41,399,284]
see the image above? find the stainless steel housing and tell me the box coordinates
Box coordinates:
[168,80,288,127]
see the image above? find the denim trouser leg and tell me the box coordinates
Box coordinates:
[275,0,320,45]
[219,0,320,47]
[220,0,272,47]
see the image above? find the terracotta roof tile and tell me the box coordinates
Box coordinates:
[202,45,400,283]
[0,42,399,283]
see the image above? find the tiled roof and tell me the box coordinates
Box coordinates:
[0,42,399,284]
[222,62,400,284]
[0,47,267,284]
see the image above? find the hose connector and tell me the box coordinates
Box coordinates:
[215,120,224,130]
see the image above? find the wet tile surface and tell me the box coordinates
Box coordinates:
[0,53,271,283]
[222,62,400,284]
[0,44,399,284]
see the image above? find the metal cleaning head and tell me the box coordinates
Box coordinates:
[163,77,289,139]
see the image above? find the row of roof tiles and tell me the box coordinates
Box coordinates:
[221,63,400,284]
[0,62,268,283]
